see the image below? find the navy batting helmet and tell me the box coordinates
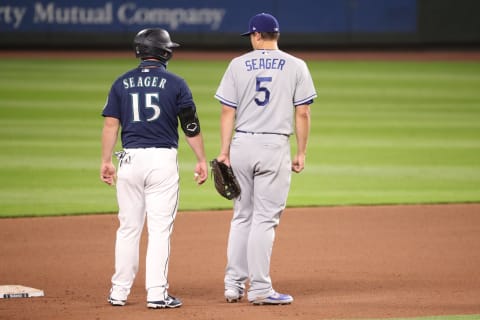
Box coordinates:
[133,28,180,62]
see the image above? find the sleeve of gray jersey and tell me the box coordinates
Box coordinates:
[293,59,318,106]
[214,61,238,107]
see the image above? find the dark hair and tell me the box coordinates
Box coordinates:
[259,32,280,41]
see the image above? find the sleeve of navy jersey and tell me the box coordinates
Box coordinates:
[102,66,196,149]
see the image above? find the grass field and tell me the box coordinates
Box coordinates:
[0,57,479,217]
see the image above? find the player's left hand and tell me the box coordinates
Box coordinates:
[194,160,208,185]
[292,154,305,173]
[215,153,231,167]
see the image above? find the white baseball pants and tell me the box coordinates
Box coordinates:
[110,147,179,302]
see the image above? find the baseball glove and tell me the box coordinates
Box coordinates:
[210,159,241,200]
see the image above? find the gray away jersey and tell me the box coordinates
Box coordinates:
[215,49,317,135]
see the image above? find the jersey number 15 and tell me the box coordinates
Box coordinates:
[130,92,161,122]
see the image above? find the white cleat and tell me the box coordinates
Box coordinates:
[225,288,244,303]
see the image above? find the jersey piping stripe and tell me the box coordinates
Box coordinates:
[214,94,237,107]
[294,99,313,107]
[294,94,317,106]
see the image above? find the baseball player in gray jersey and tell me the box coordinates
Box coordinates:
[214,13,317,305]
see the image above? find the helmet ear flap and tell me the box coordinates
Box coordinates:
[159,49,173,61]
[134,44,143,58]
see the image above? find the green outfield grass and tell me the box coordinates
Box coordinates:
[0,57,479,217]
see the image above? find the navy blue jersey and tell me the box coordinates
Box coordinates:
[102,60,196,149]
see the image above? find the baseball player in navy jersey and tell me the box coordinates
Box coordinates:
[100,28,208,309]
[214,13,317,305]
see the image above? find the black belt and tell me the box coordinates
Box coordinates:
[236,130,289,137]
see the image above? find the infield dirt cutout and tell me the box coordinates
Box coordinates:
[1,50,479,319]
[1,204,479,320]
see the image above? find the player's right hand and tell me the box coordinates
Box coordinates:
[100,163,117,186]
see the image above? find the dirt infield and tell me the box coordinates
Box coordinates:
[1,204,480,320]
[1,50,479,319]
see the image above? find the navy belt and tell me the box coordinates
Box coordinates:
[236,130,289,137]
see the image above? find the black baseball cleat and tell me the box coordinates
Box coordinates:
[147,295,182,309]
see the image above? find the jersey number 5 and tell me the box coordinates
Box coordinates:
[255,77,272,106]
[130,92,161,122]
